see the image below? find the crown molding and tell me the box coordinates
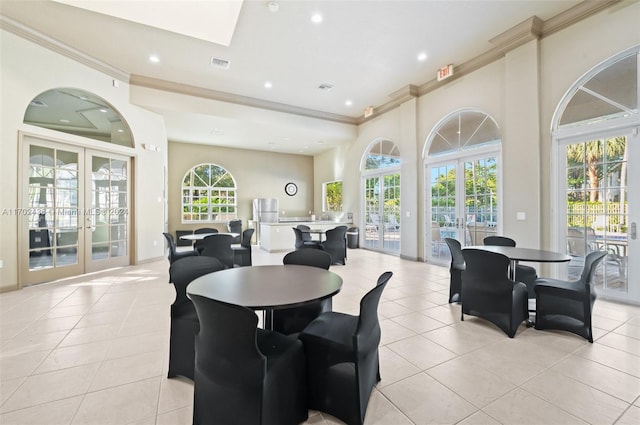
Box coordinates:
[130,75,358,125]
[542,0,621,36]
[0,15,130,83]
[358,84,419,124]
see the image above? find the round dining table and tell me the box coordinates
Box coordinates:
[186,264,343,329]
[464,245,571,280]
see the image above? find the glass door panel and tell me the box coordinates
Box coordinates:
[86,152,130,272]
[561,134,635,302]
[363,172,401,254]
[22,139,84,285]
[21,137,131,285]
[427,154,498,264]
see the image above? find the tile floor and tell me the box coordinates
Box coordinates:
[1,248,640,425]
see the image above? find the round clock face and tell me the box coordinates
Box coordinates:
[285,182,298,196]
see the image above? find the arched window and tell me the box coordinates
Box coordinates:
[552,48,639,302]
[361,139,401,254]
[424,109,501,264]
[182,163,237,223]
[24,88,133,147]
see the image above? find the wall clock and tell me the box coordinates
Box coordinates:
[285,182,298,196]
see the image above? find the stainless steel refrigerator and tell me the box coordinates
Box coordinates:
[252,198,279,243]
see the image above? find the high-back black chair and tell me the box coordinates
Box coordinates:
[199,233,235,268]
[444,238,465,303]
[269,249,333,335]
[190,295,308,425]
[293,227,320,250]
[163,232,198,264]
[298,271,393,425]
[534,250,607,342]
[483,236,538,298]
[320,225,348,265]
[227,219,242,243]
[233,228,254,267]
[461,249,529,338]
[193,228,218,254]
[167,256,224,380]
[297,224,314,242]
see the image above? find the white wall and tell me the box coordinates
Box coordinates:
[0,30,167,290]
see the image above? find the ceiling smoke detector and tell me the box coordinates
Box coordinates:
[317,83,334,91]
[211,57,230,69]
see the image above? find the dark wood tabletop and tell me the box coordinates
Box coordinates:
[186,264,343,310]
[464,246,571,263]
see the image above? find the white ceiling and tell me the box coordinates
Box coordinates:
[1,0,585,155]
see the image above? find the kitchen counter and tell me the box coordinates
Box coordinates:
[260,221,352,252]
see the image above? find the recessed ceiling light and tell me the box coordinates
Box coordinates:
[417,52,428,62]
[311,13,323,24]
[211,128,225,136]
[149,55,160,63]
[264,81,273,89]
[345,100,353,107]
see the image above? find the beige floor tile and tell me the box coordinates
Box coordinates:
[1,331,68,358]
[377,346,421,388]
[522,370,629,424]
[157,376,194,414]
[0,350,50,381]
[576,343,640,378]
[617,405,640,425]
[551,355,640,403]
[484,388,587,425]
[423,322,504,355]
[613,322,640,339]
[378,300,413,319]
[392,296,439,312]
[427,356,516,408]
[389,311,447,334]
[361,389,413,424]
[0,395,83,425]
[156,406,192,425]
[379,319,417,345]
[35,341,109,374]
[422,305,462,325]
[57,324,120,348]
[386,334,457,370]
[105,331,167,360]
[74,310,127,328]
[0,377,26,406]
[456,410,501,425]
[597,331,640,356]
[71,377,161,425]
[1,363,99,413]
[89,350,165,391]
[380,372,477,424]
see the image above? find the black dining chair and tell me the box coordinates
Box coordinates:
[444,238,465,303]
[190,295,308,425]
[534,250,607,342]
[461,248,529,338]
[162,232,199,264]
[298,271,392,425]
[483,236,538,298]
[199,233,235,268]
[293,227,321,250]
[320,225,348,265]
[193,227,218,254]
[268,249,333,335]
[232,228,254,267]
[167,256,225,380]
[227,219,242,243]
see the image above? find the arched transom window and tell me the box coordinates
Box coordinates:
[363,139,401,171]
[182,163,237,223]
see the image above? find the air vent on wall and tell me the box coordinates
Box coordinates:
[317,83,334,91]
[211,57,231,69]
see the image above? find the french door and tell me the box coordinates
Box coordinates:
[363,171,400,254]
[426,152,499,264]
[20,135,130,286]
[558,131,638,303]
